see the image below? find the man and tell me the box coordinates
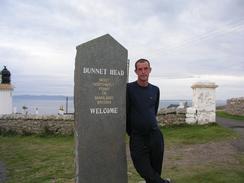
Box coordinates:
[126,58,171,183]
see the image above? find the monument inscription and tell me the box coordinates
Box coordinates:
[74,34,128,183]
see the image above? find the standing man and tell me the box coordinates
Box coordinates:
[126,58,171,183]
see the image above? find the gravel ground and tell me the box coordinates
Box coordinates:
[216,116,244,152]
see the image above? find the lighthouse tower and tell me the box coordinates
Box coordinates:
[0,66,14,114]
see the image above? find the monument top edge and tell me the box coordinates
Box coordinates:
[191,82,218,89]
[76,34,127,50]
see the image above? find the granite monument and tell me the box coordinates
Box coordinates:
[74,34,128,183]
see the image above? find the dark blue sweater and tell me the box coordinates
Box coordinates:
[126,81,160,136]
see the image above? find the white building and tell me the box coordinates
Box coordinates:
[0,66,14,115]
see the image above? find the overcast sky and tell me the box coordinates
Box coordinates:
[0,0,244,100]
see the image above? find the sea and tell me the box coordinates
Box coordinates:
[12,95,227,115]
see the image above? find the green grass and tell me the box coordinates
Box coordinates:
[161,123,238,145]
[0,135,74,183]
[0,124,243,183]
[217,110,244,121]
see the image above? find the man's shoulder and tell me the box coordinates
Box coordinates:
[127,81,137,88]
[149,83,159,90]
[127,82,159,91]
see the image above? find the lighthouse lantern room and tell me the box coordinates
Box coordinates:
[0,66,14,115]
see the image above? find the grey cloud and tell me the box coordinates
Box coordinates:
[12,74,73,95]
[151,73,199,79]
[1,0,244,98]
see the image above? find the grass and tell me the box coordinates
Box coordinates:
[0,124,243,183]
[0,135,74,183]
[216,110,244,121]
[162,123,238,145]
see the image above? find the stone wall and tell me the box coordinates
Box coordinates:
[226,97,244,116]
[157,108,186,126]
[0,114,74,135]
[0,108,193,135]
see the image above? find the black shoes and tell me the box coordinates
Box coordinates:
[164,178,172,183]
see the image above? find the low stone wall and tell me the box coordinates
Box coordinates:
[0,109,189,135]
[0,114,74,135]
[157,108,186,126]
[226,97,244,116]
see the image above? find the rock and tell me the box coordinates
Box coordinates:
[185,118,197,124]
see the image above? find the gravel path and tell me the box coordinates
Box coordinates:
[0,161,6,183]
[216,116,244,152]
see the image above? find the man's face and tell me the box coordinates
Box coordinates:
[135,62,151,82]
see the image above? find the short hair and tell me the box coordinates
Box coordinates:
[134,58,151,70]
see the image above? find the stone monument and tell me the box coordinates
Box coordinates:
[186,82,218,124]
[0,66,14,115]
[74,34,128,183]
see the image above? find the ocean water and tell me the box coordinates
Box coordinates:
[13,96,226,115]
[13,96,74,115]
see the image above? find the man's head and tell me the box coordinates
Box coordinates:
[134,58,151,70]
[134,58,151,84]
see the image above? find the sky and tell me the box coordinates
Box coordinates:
[0,0,244,100]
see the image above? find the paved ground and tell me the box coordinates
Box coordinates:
[0,161,6,183]
[216,116,244,152]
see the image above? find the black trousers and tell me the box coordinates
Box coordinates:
[129,129,165,183]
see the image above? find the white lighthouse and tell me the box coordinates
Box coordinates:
[0,66,14,114]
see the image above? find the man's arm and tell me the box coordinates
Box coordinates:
[126,85,131,136]
[155,87,160,115]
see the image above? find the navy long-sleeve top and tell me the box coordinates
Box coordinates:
[126,81,160,136]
